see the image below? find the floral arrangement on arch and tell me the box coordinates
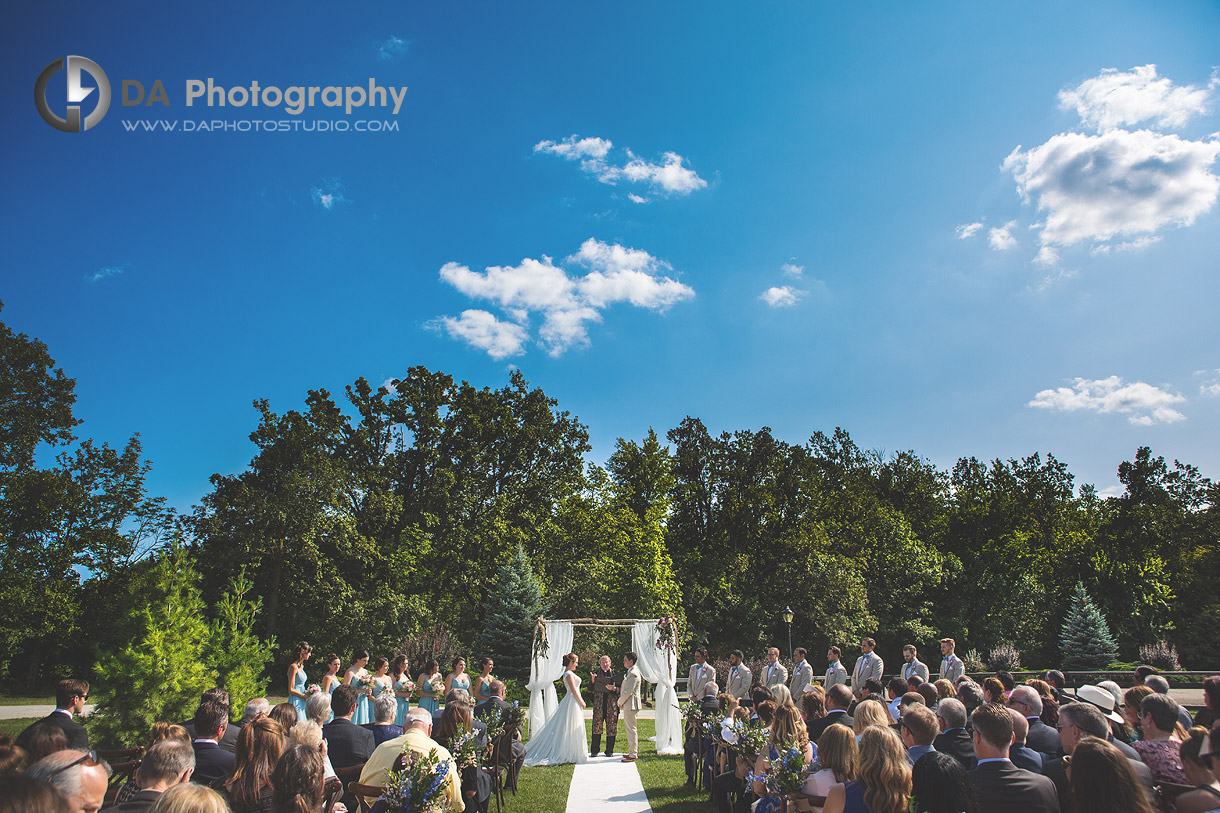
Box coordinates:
[531,617,550,663]
[377,747,454,813]
[655,616,677,653]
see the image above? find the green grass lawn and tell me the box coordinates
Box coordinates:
[0,696,53,706]
[511,718,703,812]
[0,717,38,738]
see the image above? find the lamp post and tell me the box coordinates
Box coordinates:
[782,605,794,659]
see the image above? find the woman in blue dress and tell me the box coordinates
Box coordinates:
[417,658,443,716]
[472,657,496,705]
[370,657,394,712]
[445,656,471,698]
[319,653,342,698]
[390,654,412,727]
[343,650,373,726]
[750,704,815,813]
[823,726,911,813]
[288,641,312,721]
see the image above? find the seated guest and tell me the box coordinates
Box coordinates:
[1069,685,1139,760]
[17,679,91,753]
[750,705,815,813]
[996,672,1015,696]
[190,699,234,786]
[956,682,983,722]
[801,685,826,724]
[1009,686,1062,758]
[182,689,239,753]
[1144,674,1196,732]
[916,683,940,713]
[434,688,474,730]
[823,726,911,813]
[0,773,72,812]
[474,680,525,783]
[1026,679,1060,727]
[237,698,270,731]
[809,685,855,742]
[363,695,403,745]
[303,692,331,728]
[433,701,490,811]
[1043,671,1068,705]
[287,721,336,780]
[1046,701,1153,813]
[218,717,284,813]
[901,704,939,766]
[771,685,797,710]
[934,699,976,771]
[268,703,298,734]
[23,725,68,763]
[270,745,326,813]
[756,700,778,728]
[111,723,191,805]
[1134,665,1158,687]
[1177,726,1220,813]
[107,738,195,813]
[322,684,375,772]
[908,675,926,692]
[1122,685,1154,741]
[806,723,858,807]
[358,709,464,811]
[853,700,891,736]
[887,678,910,722]
[144,783,229,812]
[1195,676,1220,730]
[1069,736,1157,813]
[967,703,1057,813]
[751,685,777,715]
[933,680,956,702]
[897,692,927,725]
[1006,707,1044,773]
[27,749,112,813]
[1132,693,1188,785]
[982,678,1006,707]
[850,679,884,713]
[910,751,979,813]
[0,735,28,776]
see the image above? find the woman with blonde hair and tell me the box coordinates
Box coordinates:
[852,699,891,736]
[149,783,230,813]
[220,717,286,813]
[771,685,797,710]
[751,704,815,813]
[113,723,192,804]
[287,720,336,779]
[805,724,858,810]
[824,727,911,813]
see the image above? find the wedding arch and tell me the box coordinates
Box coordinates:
[527,616,683,755]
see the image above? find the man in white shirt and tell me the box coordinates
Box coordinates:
[725,650,752,703]
[939,638,965,683]
[788,647,814,697]
[687,648,714,701]
[901,645,930,682]
[851,638,884,695]
[761,647,788,689]
[824,646,848,690]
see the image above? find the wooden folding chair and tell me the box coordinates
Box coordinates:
[347,781,383,813]
[322,776,344,813]
[98,747,144,804]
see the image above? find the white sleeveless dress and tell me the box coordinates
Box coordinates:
[524,670,589,766]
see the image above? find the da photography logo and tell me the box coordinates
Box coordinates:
[35,56,111,132]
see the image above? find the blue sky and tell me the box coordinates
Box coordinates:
[3,1,1219,512]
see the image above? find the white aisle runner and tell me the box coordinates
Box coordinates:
[565,755,653,813]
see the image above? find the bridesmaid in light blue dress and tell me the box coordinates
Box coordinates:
[319,653,342,698]
[391,654,412,727]
[343,650,372,725]
[288,641,312,721]
[417,659,443,716]
[370,658,393,712]
[445,657,471,698]
[472,657,496,705]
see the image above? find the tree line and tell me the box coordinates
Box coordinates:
[3,302,1217,702]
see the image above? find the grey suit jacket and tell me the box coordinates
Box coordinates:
[940,654,965,683]
[618,665,643,710]
[789,660,814,697]
[851,652,883,687]
[761,662,788,689]
[688,662,714,700]
[725,664,752,699]
[824,661,848,689]
[901,659,930,682]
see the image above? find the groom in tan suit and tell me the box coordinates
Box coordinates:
[618,651,643,762]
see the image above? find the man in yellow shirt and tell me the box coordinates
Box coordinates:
[358,707,464,811]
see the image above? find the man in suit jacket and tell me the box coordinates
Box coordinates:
[1009,686,1062,758]
[474,680,525,782]
[900,645,930,682]
[687,649,715,701]
[851,638,883,694]
[1044,702,1154,813]
[1007,708,1045,773]
[190,699,235,786]
[939,639,965,684]
[967,703,1059,813]
[788,648,814,698]
[934,698,977,771]
[106,738,196,812]
[900,704,939,766]
[824,647,848,690]
[724,650,752,703]
[324,684,376,770]
[809,685,856,743]
[618,651,644,762]
[17,678,91,753]
[761,648,788,690]
[1073,685,1140,760]
[181,688,240,752]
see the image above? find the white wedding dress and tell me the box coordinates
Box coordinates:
[523,670,589,766]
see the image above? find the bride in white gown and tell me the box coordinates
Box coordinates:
[524,652,589,766]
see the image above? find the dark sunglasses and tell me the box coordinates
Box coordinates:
[49,750,99,777]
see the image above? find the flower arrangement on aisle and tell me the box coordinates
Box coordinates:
[680,699,713,732]
[747,744,819,795]
[377,747,454,813]
[448,729,481,769]
[728,718,769,762]
[655,616,677,653]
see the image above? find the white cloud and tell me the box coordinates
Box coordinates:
[381,378,398,394]
[435,239,694,357]
[1003,129,1220,256]
[781,262,804,278]
[1096,484,1126,499]
[311,179,350,210]
[1027,375,1186,425]
[759,286,806,307]
[378,36,408,60]
[1090,235,1162,256]
[1058,65,1216,132]
[628,193,649,204]
[535,135,707,196]
[988,221,1018,250]
[955,222,984,239]
[85,266,123,282]
[432,310,528,360]
[1198,368,1220,398]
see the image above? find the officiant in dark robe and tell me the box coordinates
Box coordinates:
[590,655,621,757]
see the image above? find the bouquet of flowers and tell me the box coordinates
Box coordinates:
[397,676,417,694]
[728,719,769,762]
[655,616,677,653]
[377,747,454,813]
[448,729,481,769]
[306,683,322,695]
[475,708,505,745]
[502,701,527,736]
[751,744,817,795]
[680,700,712,733]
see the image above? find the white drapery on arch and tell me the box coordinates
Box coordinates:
[526,620,573,737]
[631,621,682,755]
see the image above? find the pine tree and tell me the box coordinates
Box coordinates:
[91,542,215,747]
[206,569,275,709]
[474,542,542,680]
[1060,581,1119,670]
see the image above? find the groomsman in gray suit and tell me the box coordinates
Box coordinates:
[851,638,884,694]
[939,638,965,683]
[761,648,788,689]
[725,650,752,703]
[825,647,848,689]
[687,649,714,701]
[789,648,814,697]
[618,651,644,762]
[901,645,930,682]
